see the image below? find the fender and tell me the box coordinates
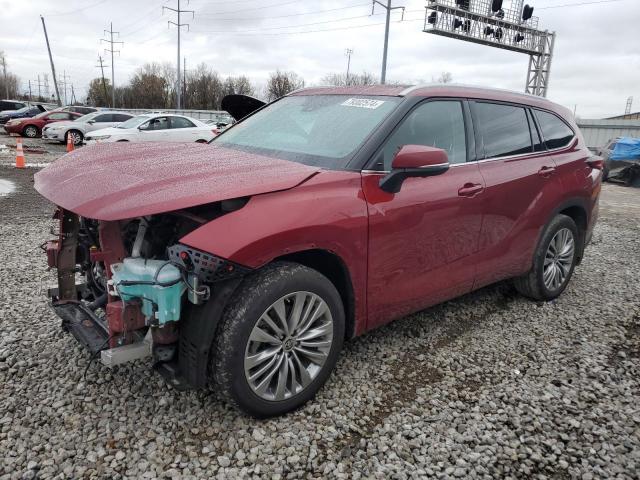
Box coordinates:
[179,170,369,333]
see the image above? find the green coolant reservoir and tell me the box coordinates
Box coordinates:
[111,258,186,324]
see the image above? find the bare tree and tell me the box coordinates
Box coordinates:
[0,51,20,98]
[322,71,376,87]
[435,71,453,84]
[87,77,112,107]
[222,75,255,97]
[265,70,304,101]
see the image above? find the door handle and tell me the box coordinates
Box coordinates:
[538,166,556,177]
[458,183,484,197]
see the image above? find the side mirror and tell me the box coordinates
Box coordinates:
[87,120,95,124]
[379,145,450,193]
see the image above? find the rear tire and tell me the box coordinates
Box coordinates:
[22,125,39,138]
[211,262,345,417]
[514,214,579,301]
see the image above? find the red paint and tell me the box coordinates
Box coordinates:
[37,85,600,339]
[34,142,319,221]
[392,145,448,169]
[3,111,82,136]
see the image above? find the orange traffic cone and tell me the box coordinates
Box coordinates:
[66,133,74,152]
[15,138,25,169]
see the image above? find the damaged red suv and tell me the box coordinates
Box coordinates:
[35,85,601,417]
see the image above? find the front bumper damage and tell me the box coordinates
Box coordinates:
[43,208,250,389]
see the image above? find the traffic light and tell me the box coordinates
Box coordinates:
[483,26,495,36]
[515,33,525,43]
[456,0,470,11]
[428,12,437,24]
[522,4,534,21]
[491,0,503,12]
[494,28,504,40]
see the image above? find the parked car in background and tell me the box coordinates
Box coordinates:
[43,111,134,145]
[205,113,235,132]
[594,137,621,180]
[3,110,83,137]
[0,105,47,125]
[35,85,601,417]
[0,99,27,111]
[53,105,99,115]
[84,113,215,143]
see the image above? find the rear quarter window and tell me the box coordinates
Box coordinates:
[534,110,574,149]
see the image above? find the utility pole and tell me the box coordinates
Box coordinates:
[95,55,110,107]
[1,56,8,98]
[372,0,404,84]
[36,75,43,101]
[163,0,194,109]
[58,70,70,105]
[101,22,123,108]
[71,84,76,105]
[345,48,353,85]
[43,74,50,99]
[28,80,33,102]
[183,56,186,109]
[40,16,62,106]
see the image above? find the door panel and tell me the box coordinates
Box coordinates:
[363,164,485,329]
[471,102,565,288]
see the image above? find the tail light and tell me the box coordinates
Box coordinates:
[587,156,604,170]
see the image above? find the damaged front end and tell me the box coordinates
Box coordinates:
[43,204,250,388]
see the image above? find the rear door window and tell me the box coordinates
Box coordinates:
[113,114,132,122]
[380,100,467,169]
[170,116,196,129]
[474,102,532,158]
[94,114,113,122]
[534,110,574,149]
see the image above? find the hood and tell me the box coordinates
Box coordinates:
[221,94,266,121]
[34,142,320,221]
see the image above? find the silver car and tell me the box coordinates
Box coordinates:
[42,111,134,145]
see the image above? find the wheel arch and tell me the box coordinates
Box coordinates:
[274,248,356,340]
[544,197,590,264]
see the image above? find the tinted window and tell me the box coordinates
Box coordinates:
[171,116,195,129]
[380,100,467,169]
[113,114,132,122]
[534,110,574,149]
[475,103,532,158]
[94,114,113,122]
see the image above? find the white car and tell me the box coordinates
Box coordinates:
[42,111,134,145]
[84,114,215,144]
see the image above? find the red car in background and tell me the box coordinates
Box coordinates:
[3,110,83,138]
[35,85,601,417]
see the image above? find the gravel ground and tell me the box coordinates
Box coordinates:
[0,165,639,479]
[0,132,68,167]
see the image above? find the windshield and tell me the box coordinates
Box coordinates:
[214,95,401,169]
[13,106,31,114]
[117,115,151,129]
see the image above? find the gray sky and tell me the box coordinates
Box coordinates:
[1,0,637,118]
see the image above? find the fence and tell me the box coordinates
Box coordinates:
[577,119,640,150]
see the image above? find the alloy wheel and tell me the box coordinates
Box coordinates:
[543,227,575,291]
[68,131,83,145]
[244,291,333,402]
[24,126,37,138]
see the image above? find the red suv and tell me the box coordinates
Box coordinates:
[35,85,601,417]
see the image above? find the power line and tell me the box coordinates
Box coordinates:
[197,1,369,18]
[537,0,623,8]
[44,0,110,17]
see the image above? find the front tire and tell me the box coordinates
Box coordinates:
[514,214,579,301]
[212,262,345,417]
[23,125,39,138]
[66,130,84,145]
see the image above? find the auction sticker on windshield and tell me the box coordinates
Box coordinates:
[341,98,386,109]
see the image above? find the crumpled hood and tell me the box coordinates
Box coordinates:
[34,142,320,221]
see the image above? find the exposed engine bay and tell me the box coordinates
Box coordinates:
[43,200,249,385]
